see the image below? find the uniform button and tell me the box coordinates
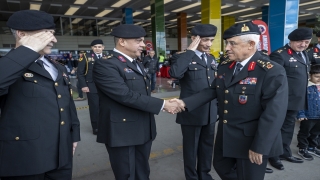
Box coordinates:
[144,77,146,80]
[61,121,65,125]
[210,85,211,87]
[123,119,126,122]
[224,110,228,114]
[92,63,94,64]
[60,108,64,112]
[15,137,19,140]
[86,81,88,82]
[224,100,228,104]
[208,76,210,79]
[195,68,197,70]
[217,85,220,88]
[207,68,209,70]
[242,87,246,90]
[223,120,227,124]
[295,65,298,67]
[34,80,37,83]
[242,91,245,94]
[58,94,62,98]
[69,82,71,84]
[147,87,149,89]
[133,77,136,79]
[55,82,58,86]
[225,90,229,94]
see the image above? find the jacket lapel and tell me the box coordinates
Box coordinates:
[28,62,53,80]
[111,51,143,75]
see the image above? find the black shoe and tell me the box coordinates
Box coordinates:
[279,155,304,163]
[298,149,314,160]
[93,129,98,135]
[269,158,284,170]
[265,168,273,173]
[307,147,320,158]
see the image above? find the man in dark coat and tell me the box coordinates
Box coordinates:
[77,39,105,135]
[169,24,218,180]
[143,50,159,93]
[306,31,320,65]
[0,10,80,179]
[268,27,312,170]
[92,24,182,180]
[171,21,288,180]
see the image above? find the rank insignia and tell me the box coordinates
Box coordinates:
[248,62,256,71]
[241,24,250,32]
[102,56,107,59]
[277,49,283,53]
[24,73,33,77]
[124,68,134,73]
[118,56,126,62]
[239,95,247,104]
[239,77,257,85]
[289,57,297,62]
[266,63,273,69]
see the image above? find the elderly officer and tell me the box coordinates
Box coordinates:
[171,21,288,180]
[169,24,218,180]
[93,24,182,179]
[77,39,104,135]
[0,10,80,179]
[268,28,311,170]
[306,31,320,65]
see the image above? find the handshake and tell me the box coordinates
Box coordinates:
[163,99,186,114]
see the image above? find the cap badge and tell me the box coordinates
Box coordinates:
[241,24,250,32]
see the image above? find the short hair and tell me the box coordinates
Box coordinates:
[11,29,17,39]
[310,64,320,75]
[239,34,260,46]
[114,37,120,45]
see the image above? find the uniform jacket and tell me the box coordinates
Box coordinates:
[182,51,288,158]
[270,44,309,110]
[297,81,320,120]
[77,51,105,93]
[142,55,159,74]
[306,45,320,65]
[169,50,218,125]
[93,50,163,147]
[0,46,80,176]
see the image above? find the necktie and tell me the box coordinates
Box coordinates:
[298,52,302,57]
[133,60,142,74]
[98,55,101,59]
[201,53,207,64]
[298,52,306,63]
[233,63,243,77]
[36,60,45,68]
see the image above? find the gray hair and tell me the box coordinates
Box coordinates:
[10,29,17,39]
[239,34,260,47]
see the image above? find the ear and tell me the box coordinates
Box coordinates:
[248,40,256,49]
[16,30,26,38]
[118,38,126,47]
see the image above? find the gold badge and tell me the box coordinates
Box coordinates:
[241,24,250,32]
[24,73,33,77]
[277,49,283,53]
[88,57,92,61]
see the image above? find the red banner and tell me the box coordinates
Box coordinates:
[252,20,271,54]
[145,40,154,53]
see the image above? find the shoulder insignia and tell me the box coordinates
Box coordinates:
[118,55,126,62]
[257,59,274,70]
[277,49,283,53]
[220,59,233,65]
[314,47,319,53]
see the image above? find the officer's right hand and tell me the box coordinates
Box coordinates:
[82,87,90,93]
[19,31,55,53]
[187,35,201,51]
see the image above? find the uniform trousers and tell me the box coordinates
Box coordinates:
[280,110,299,157]
[181,123,215,180]
[0,161,72,180]
[105,140,152,180]
[213,123,267,180]
[86,92,99,130]
[297,119,320,148]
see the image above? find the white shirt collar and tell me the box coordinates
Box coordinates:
[113,48,134,62]
[317,44,320,50]
[195,50,205,59]
[237,54,254,67]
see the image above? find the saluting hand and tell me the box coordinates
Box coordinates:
[187,35,201,51]
[249,150,263,165]
[19,31,55,53]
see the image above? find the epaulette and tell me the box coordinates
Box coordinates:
[107,54,113,59]
[256,59,274,70]
[220,59,233,65]
[277,49,284,53]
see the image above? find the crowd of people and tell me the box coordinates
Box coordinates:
[0,9,320,180]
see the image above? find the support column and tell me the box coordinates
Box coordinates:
[151,0,166,57]
[201,0,221,57]
[221,16,235,51]
[261,6,269,25]
[177,12,188,51]
[269,0,299,51]
[122,8,133,24]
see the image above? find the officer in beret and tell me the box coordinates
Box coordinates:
[0,10,80,179]
[268,27,312,170]
[170,21,288,180]
[169,24,218,180]
[77,39,104,135]
[92,24,183,179]
[306,31,320,65]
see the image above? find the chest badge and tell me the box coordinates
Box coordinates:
[24,73,34,78]
[239,95,248,104]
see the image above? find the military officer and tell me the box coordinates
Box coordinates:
[306,31,320,65]
[268,28,312,170]
[171,21,288,180]
[0,10,80,179]
[92,24,183,179]
[77,39,104,135]
[169,24,218,180]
